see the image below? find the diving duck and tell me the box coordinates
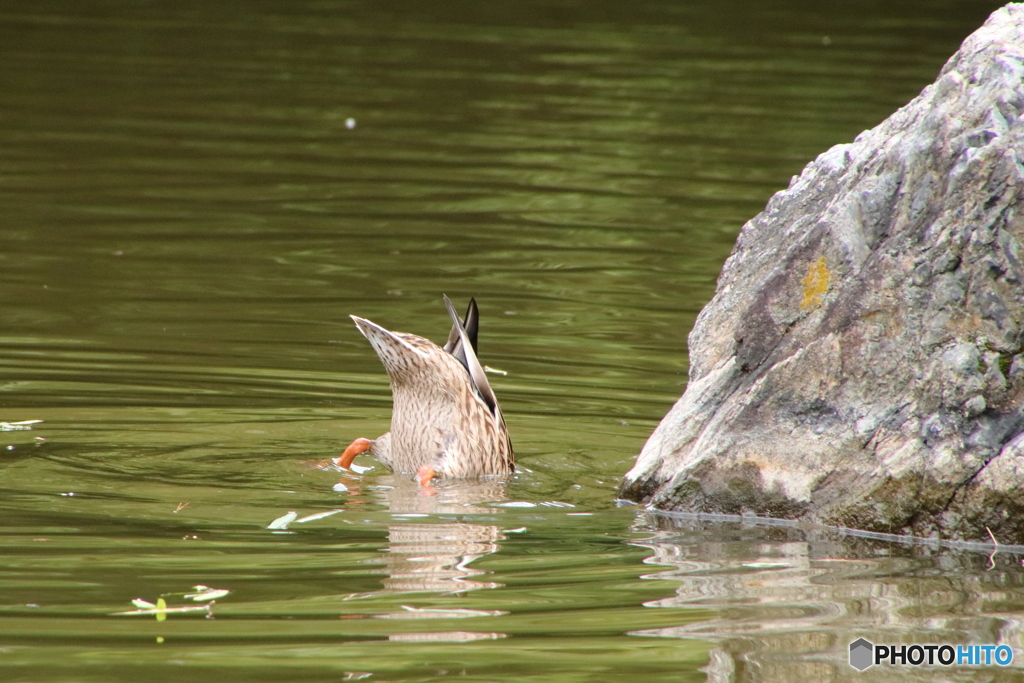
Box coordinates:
[335,295,514,485]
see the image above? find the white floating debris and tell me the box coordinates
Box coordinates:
[388,631,506,643]
[295,510,342,523]
[741,562,794,569]
[0,420,43,431]
[375,605,508,619]
[502,527,527,533]
[333,483,349,493]
[60,492,75,497]
[539,501,575,508]
[349,464,373,474]
[267,511,298,530]
[496,501,535,508]
[184,586,231,601]
[345,117,357,129]
[483,365,508,376]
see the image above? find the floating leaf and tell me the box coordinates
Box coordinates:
[0,420,42,431]
[116,596,215,619]
[267,511,298,530]
[295,510,342,524]
[113,603,211,618]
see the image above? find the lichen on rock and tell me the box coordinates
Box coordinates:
[619,4,1024,543]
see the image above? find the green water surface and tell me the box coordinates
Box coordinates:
[2,1,1022,681]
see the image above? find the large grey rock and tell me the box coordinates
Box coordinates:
[620,5,1024,542]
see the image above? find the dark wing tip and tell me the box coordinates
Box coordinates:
[442,295,480,375]
[442,295,499,415]
[464,298,479,355]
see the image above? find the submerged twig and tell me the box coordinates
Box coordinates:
[986,526,999,570]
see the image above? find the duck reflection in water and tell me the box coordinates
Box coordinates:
[345,475,508,596]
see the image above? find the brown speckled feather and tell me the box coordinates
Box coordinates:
[350,298,513,479]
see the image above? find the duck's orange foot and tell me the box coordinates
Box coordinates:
[335,437,373,470]
[416,465,437,488]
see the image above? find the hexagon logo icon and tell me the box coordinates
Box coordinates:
[849,638,874,671]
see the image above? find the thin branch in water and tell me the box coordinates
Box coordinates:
[986,526,999,571]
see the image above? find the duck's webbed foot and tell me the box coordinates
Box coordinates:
[416,464,438,488]
[335,437,373,469]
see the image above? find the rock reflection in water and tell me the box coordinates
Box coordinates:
[368,476,506,595]
[629,512,1024,681]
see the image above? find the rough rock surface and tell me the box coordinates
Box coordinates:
[620,5,1024,542]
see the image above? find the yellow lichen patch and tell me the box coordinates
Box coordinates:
[801,256,831,310]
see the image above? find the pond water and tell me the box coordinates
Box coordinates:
[2,1,1022,681]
